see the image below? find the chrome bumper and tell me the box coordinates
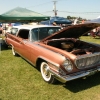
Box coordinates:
[48,66,100,83]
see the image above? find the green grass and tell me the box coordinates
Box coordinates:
[0,36,100,100]
[80,36,100,44]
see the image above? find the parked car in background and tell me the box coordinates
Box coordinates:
[5,23,100,84]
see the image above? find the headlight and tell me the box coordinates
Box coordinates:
[62,59,73,72]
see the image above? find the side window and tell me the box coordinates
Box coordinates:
[17,29,29,39]
[31,28,39,41]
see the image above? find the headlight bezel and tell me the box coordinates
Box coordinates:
[62,58,73,72]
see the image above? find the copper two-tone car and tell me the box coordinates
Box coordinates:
[5,24,100,84]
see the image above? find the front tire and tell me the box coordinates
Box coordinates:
[40,62,56,84]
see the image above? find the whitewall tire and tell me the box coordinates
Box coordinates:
[40,62,56,84]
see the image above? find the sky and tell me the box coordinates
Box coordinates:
[0,0,100,20]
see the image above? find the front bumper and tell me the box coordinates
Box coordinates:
[48,66,100,83]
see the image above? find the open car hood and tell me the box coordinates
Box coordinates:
[41,23,100,42]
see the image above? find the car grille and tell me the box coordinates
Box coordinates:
[75,52,100,69]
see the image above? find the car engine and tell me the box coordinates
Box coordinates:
[46,38,100,56]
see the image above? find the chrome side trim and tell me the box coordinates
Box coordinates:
[48,66,100,83]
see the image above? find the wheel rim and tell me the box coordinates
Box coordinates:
[41,62,51,82]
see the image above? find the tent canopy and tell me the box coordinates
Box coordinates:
[0,7,50,22]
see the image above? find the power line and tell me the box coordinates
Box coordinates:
[25,0,100,15]
[42,11,100,15]
[26,0,67,9]
[26,1,51,8]
[58,11,100,14]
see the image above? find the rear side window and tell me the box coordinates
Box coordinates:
[17,29,29,39]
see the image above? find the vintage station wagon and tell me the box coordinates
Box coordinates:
[5,24,100,84]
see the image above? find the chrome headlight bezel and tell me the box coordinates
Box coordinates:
[62,59,73,72]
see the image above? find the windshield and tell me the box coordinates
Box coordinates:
[31,27,61,41]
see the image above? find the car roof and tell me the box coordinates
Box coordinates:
[12,24,61,30]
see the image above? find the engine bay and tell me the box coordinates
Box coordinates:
[45,38,100,55]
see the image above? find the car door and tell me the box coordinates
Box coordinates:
[15,29,31,60]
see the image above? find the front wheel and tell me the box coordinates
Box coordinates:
[40,62,56,84]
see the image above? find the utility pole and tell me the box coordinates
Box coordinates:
[53,1,58,17]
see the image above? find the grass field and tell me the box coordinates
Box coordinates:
[0,36,100,100]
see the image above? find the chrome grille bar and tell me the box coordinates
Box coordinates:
[75,52,100,69]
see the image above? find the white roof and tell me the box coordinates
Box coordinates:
[12,24,61,30]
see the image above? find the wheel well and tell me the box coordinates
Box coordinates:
[36,58,46,71]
